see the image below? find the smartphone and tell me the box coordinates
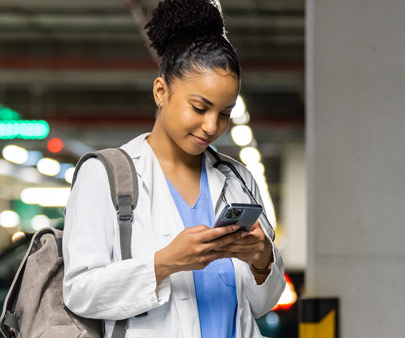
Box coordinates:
[213,203,263,232]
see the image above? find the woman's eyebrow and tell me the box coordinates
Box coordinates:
[189,94,236,109]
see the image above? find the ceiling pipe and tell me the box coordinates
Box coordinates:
[124,0,159,63]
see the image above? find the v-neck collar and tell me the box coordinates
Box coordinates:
[166,155,206,209]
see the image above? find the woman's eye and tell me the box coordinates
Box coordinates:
[192,105,206,113]
[220,112,231,118]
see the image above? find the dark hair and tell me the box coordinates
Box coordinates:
[145,0,240,87]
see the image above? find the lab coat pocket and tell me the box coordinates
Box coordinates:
[125,328,156,338]
[217,258,236,289]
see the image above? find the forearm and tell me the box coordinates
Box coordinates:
[64,255,171,320]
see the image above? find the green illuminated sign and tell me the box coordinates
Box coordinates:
[0,120,50,139]
[0,105,22,120]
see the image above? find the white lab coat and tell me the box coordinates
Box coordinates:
[63,133,285,338]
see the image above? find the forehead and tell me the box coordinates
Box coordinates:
[170,68,239,103]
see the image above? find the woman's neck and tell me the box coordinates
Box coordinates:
[147,123,202,172]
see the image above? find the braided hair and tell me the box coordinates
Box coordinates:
[145,0,240,88]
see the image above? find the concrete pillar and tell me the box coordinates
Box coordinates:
[306,0,405,337]
[281,142,307,270]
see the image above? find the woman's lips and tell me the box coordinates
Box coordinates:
[192,134,211,145]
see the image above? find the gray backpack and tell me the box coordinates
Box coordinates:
[0,148,138,338]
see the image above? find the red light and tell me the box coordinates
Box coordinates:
[47,138,63,153]
[271,274,297,311]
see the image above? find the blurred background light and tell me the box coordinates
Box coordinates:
[0,120,50,139]
[272,274,297,311]
[0,210,20,228]
[37,158,61,176]
[239,146,261,165]
[265,312,280,328]
[56,163,74,180]
[64,167,75,184]
[47,137,64,153]
[230,95,246,119]
[246,162,265,178]
[231,125,253,146]
[2,145,28,164]
[0,105,21,120]
[232,111,250,125]
[31,215,51,231]
[11,231,26,242]
[21,187,70,207]
[21,150,43,166]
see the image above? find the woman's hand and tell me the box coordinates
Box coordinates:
[217,221,274,283]
[154,224,245,284]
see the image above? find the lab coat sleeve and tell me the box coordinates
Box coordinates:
[240,168,286,318]
[63,159,171,321]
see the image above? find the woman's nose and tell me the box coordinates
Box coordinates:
[201,113,218,136]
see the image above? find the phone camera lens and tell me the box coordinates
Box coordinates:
[226,210,233,218]
[234,209,242,217]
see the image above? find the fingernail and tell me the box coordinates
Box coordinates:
[232,225,240,231]
[240,232,249,238]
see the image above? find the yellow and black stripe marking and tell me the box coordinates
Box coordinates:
[299,298,339,338]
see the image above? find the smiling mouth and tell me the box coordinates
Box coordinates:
[192,134,211,143]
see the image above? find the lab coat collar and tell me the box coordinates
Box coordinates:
[121,133,231,211]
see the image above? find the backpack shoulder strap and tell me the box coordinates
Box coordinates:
[72,148,138,261]
[71,148,139,338]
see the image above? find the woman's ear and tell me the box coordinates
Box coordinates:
[153,76,169,107]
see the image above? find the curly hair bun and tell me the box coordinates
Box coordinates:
[145,0,225,57]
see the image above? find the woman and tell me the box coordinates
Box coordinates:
[63,0,285,337]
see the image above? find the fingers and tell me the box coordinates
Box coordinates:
[198,225,240,242]
[184,224,210,234]
[205,230,248,250]
[219,242,258,253]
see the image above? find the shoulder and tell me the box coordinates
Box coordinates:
[72,157,110,192]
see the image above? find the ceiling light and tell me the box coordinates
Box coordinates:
[231,125,253,146]
[231,96,246,119]
[232,111,250,125]
[2,145,28,164]
[21,187,71,207]
[37,158,61,176]
[64,167,75,184]
[0,210,20,228]
[239,147,261,165]
[31,215,51,231]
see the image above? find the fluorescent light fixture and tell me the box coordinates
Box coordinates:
[21,187,71,207]
[37,158,61,176]
[0,210,20,228]
[231,125,253,147]
[2,145,28,164]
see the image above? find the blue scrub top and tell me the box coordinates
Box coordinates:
[166,156,237,338]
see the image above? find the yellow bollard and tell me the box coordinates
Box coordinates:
[299,298,339,338]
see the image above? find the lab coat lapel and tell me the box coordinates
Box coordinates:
[205,151,227,217]
[132,138,201,338]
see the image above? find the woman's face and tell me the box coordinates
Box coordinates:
[154,68,239,155]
